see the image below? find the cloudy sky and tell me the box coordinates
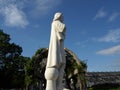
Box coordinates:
[0,0,120,72]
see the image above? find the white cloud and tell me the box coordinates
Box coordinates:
[36,0,59,10]
[0,0,62,25]
[94,8,107,20]
[96,45,120,55]
[29,0,62,17]
[0,0,28,28]
[108,12,119,22]
[93,8,119,22]
[3,4,28,28]
[98,28,120,42]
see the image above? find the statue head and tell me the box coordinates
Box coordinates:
[53,12,64,22]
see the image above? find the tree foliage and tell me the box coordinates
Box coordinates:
[0,30,29,89]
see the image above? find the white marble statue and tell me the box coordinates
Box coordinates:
[45,12,66,90]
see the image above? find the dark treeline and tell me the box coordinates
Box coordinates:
[0,30,31,89]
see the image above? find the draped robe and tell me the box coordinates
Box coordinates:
[46,20,66,68]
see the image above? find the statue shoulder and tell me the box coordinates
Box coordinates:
[52,21,65,27]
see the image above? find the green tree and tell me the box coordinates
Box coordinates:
[0,30,28,89]
[24,48,47,90]
[24,58,34,90]
[32,48,47,89]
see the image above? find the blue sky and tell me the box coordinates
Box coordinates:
[0,0,120,72]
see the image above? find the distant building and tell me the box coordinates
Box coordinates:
[86,71,120,87]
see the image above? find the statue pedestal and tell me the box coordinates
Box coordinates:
[45,80,56,90]
[45,68,58,90]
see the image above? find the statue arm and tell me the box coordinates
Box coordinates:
[53,21,65,40]
[52,21,66,40]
